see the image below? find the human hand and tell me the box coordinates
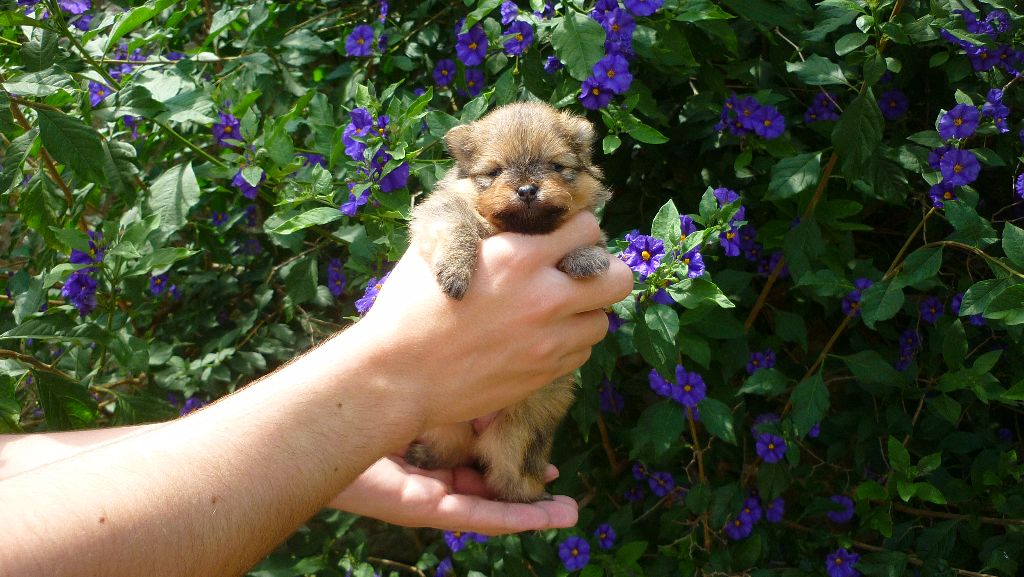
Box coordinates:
[327,455,578,534]
[345,211,633,431]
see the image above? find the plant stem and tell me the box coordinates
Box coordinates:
[687,407,712,549]
[920,240,1024,280]
[891,502,1024,527]
[0,349,77,382]
[596,413,623,476]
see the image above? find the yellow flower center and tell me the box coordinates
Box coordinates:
[607,70,615,78]
[441,69,448,76]
[591,87,600,96]
[954,163,963,173]
[641,250,651,261]
[763,119,772,127]
[684,385,692,392]
[516,33,523,41]
[469,42,477,50]
[683,257,690,265]
[571,548,579,556]
[835,558,844,565]
[357,38,364,45]
[727,231,736,240]
[944,191,954,199]
[954,117,963,126]
[224,125,232,133]
[768,443,776,450]
[468,80,475,86]
[611,24,620,32]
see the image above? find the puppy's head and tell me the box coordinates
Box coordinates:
[444,102,610,234]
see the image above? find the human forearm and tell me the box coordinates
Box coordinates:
[0,323,418,577]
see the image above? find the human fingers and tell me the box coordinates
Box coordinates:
[554,256,634,315]
[433,493,578,535]
[482,211,604,268]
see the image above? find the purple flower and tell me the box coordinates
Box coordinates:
[602,8,636,42]
[343,107,374,161]
[232,168,265,200]
[766,497,784,523]
[558,536,591,572]
[631,462,649,480]
[455,25,488,66]
[928,146,951,170]
[607,311,624,333]
[624,0,663,17]
[928,182,958,208]
[740,496,763,524]
[500,1,518,25]
[72,13,92,31]
[592,54,632,95]
[299,153,327,168]
[59,0,89,14]
[345,24,375,57]
[540,56,563,75]
[180,396,206,416]
[679,215,697,239]
[443,530,470,552]
[805,91,840,123]
[938,104,980,140]
[598,379,624,414]
[755,433,787,463]
[878,89,908,120]
[594,524,616,550]
[648,368,672,397]
[88,81,111,107]
[374,152,410,192]
[433,59,456,87]
[355,271,390,315]
[808,423,821,438]
[465,68,485,97]
[919,296,943,325]
[340,187,371,216]
[580,77,613,110]
[648,471,675,497]
[619,231,664,278]
[673,366,706,408]
[825,548,861,577]
[751,412,780,434]
[70,230,104,264]
[435,557,453,577]
[827,495,855,524]
[149,273,169,296]
[244,204,259,227]
[1016,173,1024,200]
[724,515,753,540]
[211,211,227,227]
[719,227,742,257]
[591,0,618,23]
[212,111,242,147]
[899,328,921,352]
[714,187,745,222]
[681,248,704,278]
[62,269,98,316]
[939,148,980,186]
[751,104,786,139]
[746,349,775,374]
[624,486,645,502]
[327,258,346,297]
[503,20,533,56]
[842,277,873,316]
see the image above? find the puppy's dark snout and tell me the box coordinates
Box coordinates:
[516,183,539,203]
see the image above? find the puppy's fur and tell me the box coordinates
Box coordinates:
[405,102,611,502]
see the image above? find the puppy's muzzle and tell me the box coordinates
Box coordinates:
[516,183,539,204]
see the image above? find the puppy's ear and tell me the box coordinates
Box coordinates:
[560,112,597,160]
[444,124,476,166]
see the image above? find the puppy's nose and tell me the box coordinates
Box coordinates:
[516,183,539,203]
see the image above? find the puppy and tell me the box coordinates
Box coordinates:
[405,102,611,502]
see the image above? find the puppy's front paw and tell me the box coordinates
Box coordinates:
[558,245,610,279]
[435,262,472,300]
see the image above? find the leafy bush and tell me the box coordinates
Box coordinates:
[3,0,1024,576]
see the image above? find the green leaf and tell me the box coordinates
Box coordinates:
[34,372,97,431]
[786,54,847,85]
[2,68,75,97]
[928,395,961,424]
[757,462,790,500]
[282,255,318,305]
[960,278,1014,316]
[651,200,681,246]
[551,12,606,82]
[146,163,200,241]
[268,207,344,235]
[1002,222,1024,268]
[614,541,647,565]
[914,483,947,505]
[835,31,869,55]
[841,350,903,390]
[623,118,669,144]
[893,247,943,289]
[737,368,789,397]
[0,128,37,195]
[126,248,198,276]
[106,0,178,52]
[675,0,733,22]
[984,284,1024,325]
[946,201,998,248]
[20,28,58,71]
[790,372,828,437]
[942,319,968,370]
[37,108,106,184]
[697,397,736,444]
[888,436,911,474]
[860,280,904,329]
[767,152,821,200]
[632,402,686,459]
[832,90,884,174]
[633,305,679,377]
[855,480,888,501]
[463,0,503,29]
[602,134,621,154]
[666,278,734,309]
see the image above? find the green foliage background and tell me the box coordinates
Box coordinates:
[2,0,1024,575]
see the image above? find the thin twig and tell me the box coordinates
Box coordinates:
[367,557,426,577]
[687,407,712,549]
[596,413,623,476]
[891,503,1024,527]
[0,349,77,382]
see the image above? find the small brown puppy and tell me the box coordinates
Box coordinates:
[405,102,611,502]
